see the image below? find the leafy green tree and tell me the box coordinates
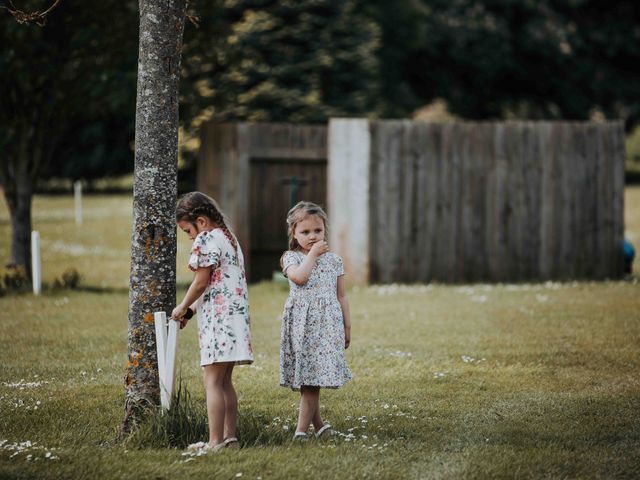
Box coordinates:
[0,1,138,272]
[185,0,382,123]
[403,0,640,128]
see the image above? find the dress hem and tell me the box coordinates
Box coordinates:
[201,359,253,367]
[279,379,351,391]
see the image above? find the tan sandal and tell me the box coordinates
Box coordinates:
[315,423,335,438]
[187,441,225,452]
[223,437,240,449]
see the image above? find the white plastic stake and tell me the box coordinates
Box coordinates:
[74,180,82,225]
[31,231,41,295]
[154,311,179,410]
[154,312,168,408]
[165,319,179,404]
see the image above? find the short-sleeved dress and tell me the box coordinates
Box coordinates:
[280,250,352,390]
[188,229,253,366]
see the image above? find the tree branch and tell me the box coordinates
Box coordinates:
[1,0,63,26]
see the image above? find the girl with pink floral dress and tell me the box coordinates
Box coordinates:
[172,192,253,452]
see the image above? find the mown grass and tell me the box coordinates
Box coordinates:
[0,191,639,479]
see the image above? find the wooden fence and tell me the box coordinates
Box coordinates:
[198,122,327,281]
[368,121,625,282]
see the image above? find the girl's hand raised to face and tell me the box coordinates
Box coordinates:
[309,240,329,257]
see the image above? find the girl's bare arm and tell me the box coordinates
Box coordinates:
[285,242,328,285]
[172,266,212,319]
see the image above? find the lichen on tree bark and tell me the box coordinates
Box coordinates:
[122,0,186,434]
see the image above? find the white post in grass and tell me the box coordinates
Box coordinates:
[74,180,83,225]
[154,311,179,409]
[31,231,41,295]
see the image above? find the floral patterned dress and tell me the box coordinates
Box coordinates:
[280,250,352,390]
[189,229,253,366]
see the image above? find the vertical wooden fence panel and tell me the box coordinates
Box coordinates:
[368,120,624,283]
[611,122,626,278]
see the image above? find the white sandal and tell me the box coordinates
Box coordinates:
[187,441,207,451]
[223,437,240,449]
[315,423,334,438]
[293,431,309,442]
[187,441,225,452]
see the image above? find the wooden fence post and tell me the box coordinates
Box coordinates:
[328,118,371,285]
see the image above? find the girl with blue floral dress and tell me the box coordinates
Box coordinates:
[280,201,352,441]
[172,192,253,452]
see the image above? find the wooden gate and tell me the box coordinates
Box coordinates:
[198,123,327,282]
[250,158,326,281]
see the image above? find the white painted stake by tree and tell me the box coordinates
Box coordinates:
[74,181,83,225]
[31,231,41,295]
[154,311,179,410]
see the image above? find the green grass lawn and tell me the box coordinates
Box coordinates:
[1,190,639,479]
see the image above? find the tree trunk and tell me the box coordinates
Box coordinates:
[3,162,33,275]
[8,181,33,274]
[122,0,186,434]
[0,123,35,277]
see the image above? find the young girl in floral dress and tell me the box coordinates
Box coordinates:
[172,192,253,452]
[280,201,352,441]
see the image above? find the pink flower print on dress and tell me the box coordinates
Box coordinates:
[189,229,253,366]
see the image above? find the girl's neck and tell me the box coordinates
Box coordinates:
[199,221,220,234]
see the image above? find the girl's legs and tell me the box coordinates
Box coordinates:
[311,399,325,431]
[296,386,323,434]
[222,364,237,440]
[203,362,232,446]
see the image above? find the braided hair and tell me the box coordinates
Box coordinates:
[176,192,238,251]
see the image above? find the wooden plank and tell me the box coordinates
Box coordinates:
[504,122,521,281]
[555,123,570,279]
[490,123,510,281]
[235,123,251,270]
[572,123,589,278]
[562,123,576,279]
[581,123,599,278]
[611,122,625,278]
[382,121,404,283]
[519,122,540,279]
[433,123,453,281]
[484,123,497,281]
[459,122,474,281]
[369,121,383,282]
[400,120,415,282]
[414,122,435,282]
[596,123,611,279]
[536,123,551,279]
[471,122,492,281]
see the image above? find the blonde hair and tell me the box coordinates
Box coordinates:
[176,191,237,251]
[284,201,329,251]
